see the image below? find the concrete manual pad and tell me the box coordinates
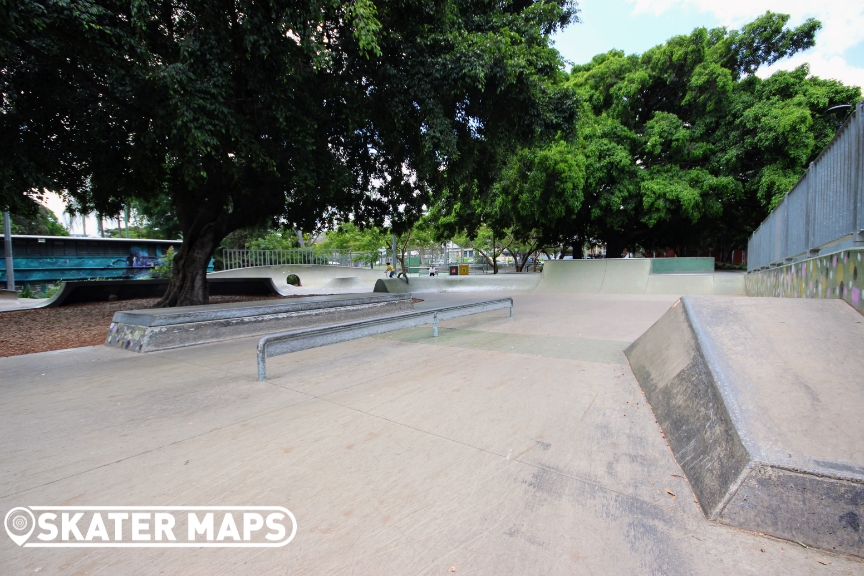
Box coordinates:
[2,293,862,573]
[626,296,864,557]
[105,293,413,352]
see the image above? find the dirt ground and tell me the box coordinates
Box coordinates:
[0,295,285,358]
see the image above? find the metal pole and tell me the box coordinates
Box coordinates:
[391,233,398,272]
[4,211,14,290]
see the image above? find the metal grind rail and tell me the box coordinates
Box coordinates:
[256,298,513,380]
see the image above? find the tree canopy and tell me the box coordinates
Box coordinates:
[0,205,69,236]
[435,12,861,260]
[2,0,578,303]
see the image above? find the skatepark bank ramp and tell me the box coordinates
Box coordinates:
[373,258,744,295]
[209,264,382,294]
[626,296,864,557]
[536,259,744,295]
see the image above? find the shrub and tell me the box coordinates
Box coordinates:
[286,274,301,287]
[151,247,176,279]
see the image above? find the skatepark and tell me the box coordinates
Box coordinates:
[2,256,863,574]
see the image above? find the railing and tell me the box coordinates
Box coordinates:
[222,248,495,274]
[222,249,383,270]
[256,298,513,380]
[748,101,864,271]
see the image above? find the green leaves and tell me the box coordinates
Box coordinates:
[344,0,382,58]
[714,12,820,79]
[485,11,859,257]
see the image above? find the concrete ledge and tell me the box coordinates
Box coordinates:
[625,296,864,557]
[105,293,413,352]
[0,289,18,301]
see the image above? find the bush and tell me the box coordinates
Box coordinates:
[151,246,176,279]
[44,283,61,298]
[286,274,301,286]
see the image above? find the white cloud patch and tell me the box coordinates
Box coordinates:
[627,0,864,87]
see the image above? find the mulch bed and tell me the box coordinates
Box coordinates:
[0,295,286,358]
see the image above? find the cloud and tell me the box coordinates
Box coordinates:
[626,0,864,87]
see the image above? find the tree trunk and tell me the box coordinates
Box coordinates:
[605,238,626,259]
[156,225,220,307]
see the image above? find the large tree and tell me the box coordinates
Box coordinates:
[470,12,860,259]
[1,0,577,305]
[571,12,860,258]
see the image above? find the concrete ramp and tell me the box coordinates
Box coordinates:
[625,297,864,557]
[537,260,745,295]
[374,274,541,293]
[209,264,384,293]
[320,277,373,292]
[214,260,745,296]
[600,259,651,293]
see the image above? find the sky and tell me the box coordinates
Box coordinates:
[40,0,864,234]
[552,0,864,87]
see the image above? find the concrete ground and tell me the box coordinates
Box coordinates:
[0,297,49,312]
[1,293,861,575]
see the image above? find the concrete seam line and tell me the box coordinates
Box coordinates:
[710,462,756,522]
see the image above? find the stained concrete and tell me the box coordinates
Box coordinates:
[2,293,861,574]
[626,296,864,557]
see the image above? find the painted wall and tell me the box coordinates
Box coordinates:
[745,249,863,315]
[0,236,212,286]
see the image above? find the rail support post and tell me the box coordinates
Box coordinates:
[257,346,267,381]
[433,312,438,337]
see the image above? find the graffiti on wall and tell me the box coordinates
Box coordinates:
[745,249,863,315]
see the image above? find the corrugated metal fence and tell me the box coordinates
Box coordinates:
[747,101,864,271]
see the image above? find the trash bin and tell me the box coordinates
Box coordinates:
[449,265,459,276]
[459,264,470,275]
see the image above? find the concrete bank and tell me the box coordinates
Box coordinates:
[209,264,382,294]
[374,273,542,293]
[626,296,864,557]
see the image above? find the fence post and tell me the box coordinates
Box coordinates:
[856,102,864,247]
[807,161,818,256]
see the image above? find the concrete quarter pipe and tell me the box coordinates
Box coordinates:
[372,259,745,295]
